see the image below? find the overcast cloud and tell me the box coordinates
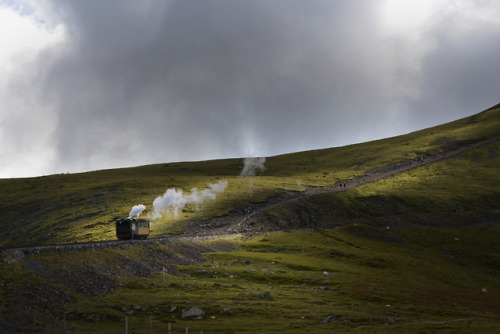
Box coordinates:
[1,0,499,178]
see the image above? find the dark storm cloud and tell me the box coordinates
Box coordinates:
[2,0,500,177]
[408,17,500,126]
[43,0,387,173]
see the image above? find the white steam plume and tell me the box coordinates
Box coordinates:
[128,204,146,218]
[153,180,228,219]
[240,157,266,176]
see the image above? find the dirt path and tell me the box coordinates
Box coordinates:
[183,135,500,237]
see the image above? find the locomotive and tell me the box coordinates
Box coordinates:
[116,218,150,240]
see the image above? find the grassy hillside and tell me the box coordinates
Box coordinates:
[1,227,499,333]
[0,104,499,245]
[1,103,499,333]
[265,137,500,231]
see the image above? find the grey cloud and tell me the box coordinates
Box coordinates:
[44,1,381,171]
[407,8,500,126]
[2,0,499,177]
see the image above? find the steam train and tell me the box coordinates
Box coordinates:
[116,218,150,240]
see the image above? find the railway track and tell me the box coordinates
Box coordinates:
[0,232,242,263]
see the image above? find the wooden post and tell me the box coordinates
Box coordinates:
[168,322,171,334]
[125,316,128,334]
[185,327,189,334]
[149,316,152,334]
[163,266,168,280]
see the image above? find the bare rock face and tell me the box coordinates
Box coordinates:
[181,307,204,318]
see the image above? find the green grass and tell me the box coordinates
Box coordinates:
[350,139,500,219]
[1,104,499,332]
[263,135,500,229]
[3,227,497,333]
[0,105,499,245]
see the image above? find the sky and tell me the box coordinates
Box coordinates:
[1,0,499,178]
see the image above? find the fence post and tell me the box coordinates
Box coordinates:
[125,316,128,334]
[185,327,189,334]
[163,266,168,280]
[168,322,171,334]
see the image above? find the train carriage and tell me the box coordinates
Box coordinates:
[116,218,150,240]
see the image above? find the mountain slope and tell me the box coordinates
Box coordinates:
[0,103,499,245]
[1,103,499,333]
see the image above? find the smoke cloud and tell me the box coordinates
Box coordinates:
[240,157,266,176]
[128,204,146,218]
[152,180,228,219]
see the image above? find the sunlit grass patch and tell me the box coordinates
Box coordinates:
[355,140,500,213]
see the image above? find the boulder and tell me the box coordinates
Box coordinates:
[182,307,204,318]
[321,313,337,324]
[258,291,273,300]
